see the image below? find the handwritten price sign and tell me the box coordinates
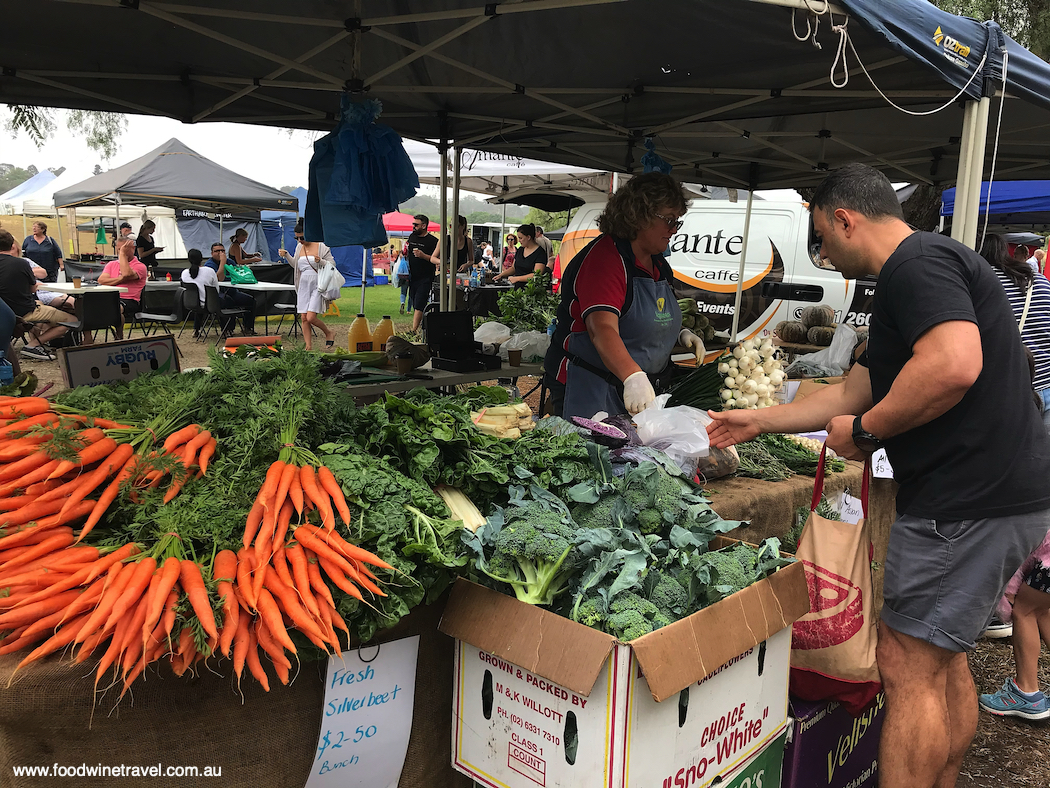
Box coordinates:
[306,635,420,788]
[871,448,894,480]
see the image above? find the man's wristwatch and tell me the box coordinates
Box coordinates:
[852,416,884,453]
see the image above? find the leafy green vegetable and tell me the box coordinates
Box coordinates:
[755,433,846,475]
[496,270,559,333]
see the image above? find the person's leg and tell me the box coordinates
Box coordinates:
[1013,582,1050,693]
[301,313,313,350]
[226,289,256,333]
[308,312,335,343]
[877,624,962,788]
[937,652,978,788]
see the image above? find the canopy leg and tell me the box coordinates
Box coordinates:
[450,146,462,310]
[951,97,990,250]
[438,147,449,312]
[729,189,755,344]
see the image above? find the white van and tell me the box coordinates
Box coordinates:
[556,198,877,358]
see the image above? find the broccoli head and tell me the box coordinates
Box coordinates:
[621,466,690,537]
[697,543,759,597]
[571,593,608,629]
[481,510,579,606]
[605,592,673,641]
[571,494,625,530]
[648,574,689,620]
[635,508,664,536]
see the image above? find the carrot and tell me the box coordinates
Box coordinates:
[20,585,103,641]
[95,613,133,695]
[272,546,294,590]
[314,600,342,652]
[0,497,70,529]
[0,496,36,512]
[49,435,117,480]
[179,559,218,640]
[161,476,186,504]
[250,558,269,608]
[46,443,134,507]
[316,466,352,524]
[244,624,270,691]
[214,550,240,658]
[236,547,257,611]
[287,473,304,516]
[232,610,250,688]
[0,450,53,484]
[78,454,139,542]
[171,628,196,677]
[263,565,327,645]
[254,588,296,653]
[0,588,86,629]
[0,399,51,421]
[24,480,62,497]
[306,555,336,611]
[0,532,75,575]
[0,523,64,552]
[271,501,294,553]
[254,503,278,568]
[180,429,212,470]
[254,617,292,671]
[286,544,321,619]
[0,546,98,584]
[162,424,200,454]
[242,498,265,549]
[299,465,333,530]
[196,438,217,476]
[0,434,48,461]
[0,627,42,656]
[13,542,139,610]
[293,527,371,579]
[259,462,284,513]
[10,612,91,678]
[273,463,298,522]
[317,558,365,602]
[65,415,132,430]
[116,592,153,679]
[139,556,181,643]
[102,557,156,632]
[298,524,394,570]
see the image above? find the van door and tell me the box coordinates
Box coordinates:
[668,202,799,342]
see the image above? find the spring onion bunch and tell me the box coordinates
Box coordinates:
[718,338,786,410]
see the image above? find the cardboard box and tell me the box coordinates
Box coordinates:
[439,548,809,788]
[58,335,180,388]
[785,376,845,404]
[717,728,787,788]
[782,693,885,788]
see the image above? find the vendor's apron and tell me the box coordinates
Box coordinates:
[563,274,681,419]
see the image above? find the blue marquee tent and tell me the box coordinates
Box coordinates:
[942,181,1050,227]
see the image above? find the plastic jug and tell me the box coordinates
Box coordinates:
[0,353,12,387]
[371,315,395,352]
[348,314,373,352]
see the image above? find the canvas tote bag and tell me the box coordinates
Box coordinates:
[789,445,881,714]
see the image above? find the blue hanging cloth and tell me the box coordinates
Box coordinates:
[641,138,672,175]
[305,95,420,248]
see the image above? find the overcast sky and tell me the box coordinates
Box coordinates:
[2,111,800,202]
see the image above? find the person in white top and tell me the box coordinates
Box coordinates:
[278,219,338,351]
[180,249,220,337]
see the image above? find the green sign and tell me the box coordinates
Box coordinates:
[721,730,786,788]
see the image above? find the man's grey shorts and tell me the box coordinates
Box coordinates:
[882,508,1050,652]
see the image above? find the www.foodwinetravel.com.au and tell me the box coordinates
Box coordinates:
[12,763,222,778]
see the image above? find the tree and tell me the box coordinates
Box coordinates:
[93,164,102,176]
[467,211,502,225]
[5,106,127,159]
[524,207,569,232]
[933,0,1050,59]
[0,164,34,194]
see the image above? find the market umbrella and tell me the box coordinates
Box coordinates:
[383,212,439,234]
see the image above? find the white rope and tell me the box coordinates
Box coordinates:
[792,1,830,49]
[977,48,1009,251]
[799,7,990,116]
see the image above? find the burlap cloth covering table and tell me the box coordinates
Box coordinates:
[0,592,471,788]
[704,460,897,612]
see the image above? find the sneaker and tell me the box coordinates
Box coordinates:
[979,678,1050,720]
[20,345,54,361]
[983,618,1014,639]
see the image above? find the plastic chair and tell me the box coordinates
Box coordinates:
[134,284,181,337]
[269,302,300,337]
[62,290,124,345]
[177,283,205,340]
[202,285,248,344]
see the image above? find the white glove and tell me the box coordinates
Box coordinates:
[679,329,707,363]
[623,370,656,415]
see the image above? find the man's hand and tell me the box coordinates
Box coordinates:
[825,414,866,461]
[412,248,426,258]
[706,409,763,449]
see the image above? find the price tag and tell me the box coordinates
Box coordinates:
[838,490,865,524]
[871,448,894,479]
[306,635,420,788]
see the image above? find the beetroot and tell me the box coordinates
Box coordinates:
[571,416,629,447]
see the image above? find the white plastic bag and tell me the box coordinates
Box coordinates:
[500,331,550,362]
[474,321,512,345]
[786,322,857,377]
[316,262,345,300]
[634,394,711,475]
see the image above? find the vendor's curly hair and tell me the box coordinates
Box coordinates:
[597,173,688,240]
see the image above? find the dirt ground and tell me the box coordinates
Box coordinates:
[23,338,1050,787]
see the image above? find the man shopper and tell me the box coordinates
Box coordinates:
[535,225,554,265]
[0,230,69,359]
[405,214,438,333]
[21,221,73,311]
[99,238,148,331]
[707,164,1050,788]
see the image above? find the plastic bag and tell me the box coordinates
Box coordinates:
[500,331,551,363]
[474,321,512,345]
[317,262,345,300]
[634,394,711,476]
[786,322,857,378]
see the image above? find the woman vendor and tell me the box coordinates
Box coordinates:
[492,224,547,287]
[544,173,706,418]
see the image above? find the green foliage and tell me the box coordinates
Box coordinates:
[525,207,569,233]
[0,164,37,195]
[5,107,126,159]
[933,1,1050,57]
[496,270,560,332]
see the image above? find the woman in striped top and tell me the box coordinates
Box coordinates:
[980,233,1050,429]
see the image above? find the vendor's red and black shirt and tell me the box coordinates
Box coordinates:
[546,235,675,385]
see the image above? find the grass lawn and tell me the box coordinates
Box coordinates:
[328,284,414,332]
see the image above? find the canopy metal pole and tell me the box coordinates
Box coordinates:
[114,195,121,258]
[963,97,991,250]
[438,147,449,312]
[498,176,508,265]
[219,214,224,247]
[21,215,27,243]
[950,100,977,246]
[729,188,755,344]
[450,146,462,310]
[360,246,368,313]
[53,205,65,273]
[71,209,80,258]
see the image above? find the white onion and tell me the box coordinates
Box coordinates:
[733,346,745,359]
[745,393,759,406]
[720,389,734,401]
[724,376,737,388]
[755,384,770,397]
[742,339,755,351]
[728,358,739,369]
[770,370,785,385]
[718,363,730,374]
[736,374,748,386]
[741,380,757,394]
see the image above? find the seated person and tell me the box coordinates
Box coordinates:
[0,230,69,360]
[206,242,256,335]
[98,238,147,327]
[180,249,225,337]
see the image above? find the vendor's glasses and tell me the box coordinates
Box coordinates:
[654,213,684,232]
[295,234,304,240]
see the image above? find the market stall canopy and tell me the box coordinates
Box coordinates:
[52,139,298,213]
[5,0,1050,191]
[942,181,1050,230]
[383,212,440,233]
[0,170,57,214]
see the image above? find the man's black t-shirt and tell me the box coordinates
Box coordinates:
[405,233,438,282]
[862,231,1050,519]
[0,254,39,317]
